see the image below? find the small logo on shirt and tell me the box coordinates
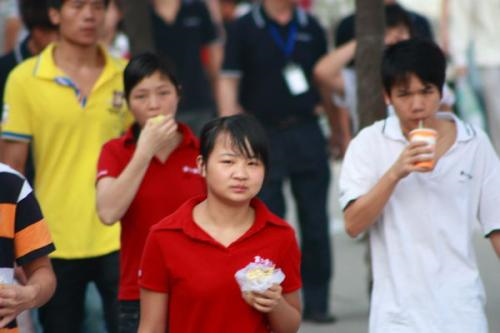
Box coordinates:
[459,170,473,181]
[108,91,125,114]
[182,166,200,175]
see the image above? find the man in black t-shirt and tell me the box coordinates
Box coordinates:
[219,0,335,323]
[150,0,222,135]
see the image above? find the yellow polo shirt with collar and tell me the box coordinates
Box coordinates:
[1,43,130,259]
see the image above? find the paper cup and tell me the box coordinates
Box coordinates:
[0,268,14,287]
[409,128,437,169]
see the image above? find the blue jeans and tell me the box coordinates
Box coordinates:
[38,251,119,333]
[259,120,332,315]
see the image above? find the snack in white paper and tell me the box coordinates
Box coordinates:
[235,256,285,292]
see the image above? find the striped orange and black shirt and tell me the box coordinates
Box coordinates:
[0,163,55,333]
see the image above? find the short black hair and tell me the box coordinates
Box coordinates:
[385,4,414,36]
[199,114,270,174]
[123,52,181,102]
[48,0,110,9]
[382,38,446,96]
[19,0,57,31]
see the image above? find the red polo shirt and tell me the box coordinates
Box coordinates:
[97,123,206,300]
[139,196,302,333]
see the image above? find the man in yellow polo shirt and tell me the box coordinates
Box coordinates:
[1,0,128,332]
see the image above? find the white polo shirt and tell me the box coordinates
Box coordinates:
[339,112,500,333]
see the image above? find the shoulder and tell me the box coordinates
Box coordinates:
[6,56,39,82]
[353,119,387,144]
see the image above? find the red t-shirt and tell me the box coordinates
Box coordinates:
[139,196,302,333]
[97,123,206,300]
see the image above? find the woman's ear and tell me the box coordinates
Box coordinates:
[196,155,206,177]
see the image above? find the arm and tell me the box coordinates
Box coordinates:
[0,256,56,328]
[315,73,351,158]
[217,76,242,116]
[490,231,500,258]
[243,286,301,333]
[344,141,432,237]
[97,116,178,225]
[0,140,29,174]
[206,42,223,103]
[138,289,168,333]
[313,40,356,94]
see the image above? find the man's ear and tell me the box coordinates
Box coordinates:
[48,8,61,26]
[383,91,392,106]
[196,155,206,177]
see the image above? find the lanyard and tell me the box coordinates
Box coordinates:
[268,21,298,59]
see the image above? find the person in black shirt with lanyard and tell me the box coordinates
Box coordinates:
[219,0,335,323]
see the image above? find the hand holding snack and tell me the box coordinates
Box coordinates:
[242,284,283,313]
[137,114,178,159]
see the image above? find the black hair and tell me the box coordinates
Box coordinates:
[123,52,181,102]
[382,38,446,96]
[19,0,57,31]
[385,4,414,37]
[199,114,270,174]
[48,0,110,9]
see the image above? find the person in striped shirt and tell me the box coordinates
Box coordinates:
[0,163,55,333]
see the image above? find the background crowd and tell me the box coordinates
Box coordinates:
[0,0,499,332]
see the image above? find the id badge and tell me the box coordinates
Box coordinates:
[283,63,309,95]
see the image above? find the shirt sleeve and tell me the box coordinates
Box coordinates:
[221,20,243,76]
[339,129,379,210]
[139,231,170,293]
[96,140,127,181]
[15,179,55,266]
[477,132,500,236]
[198,2,218,45]
[279,231,302,293]
[1,70,33,142]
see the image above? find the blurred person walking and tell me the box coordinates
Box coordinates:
[1,0,130,332]
[150,0,223,135]
[219,0,335,323]
[445,0,500,155]
[96,53,206,333]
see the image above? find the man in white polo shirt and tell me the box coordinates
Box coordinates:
[339,39,500,333]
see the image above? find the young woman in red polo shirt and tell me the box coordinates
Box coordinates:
[138,115,302,333]
[95,53,206,333]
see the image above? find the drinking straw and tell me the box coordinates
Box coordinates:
[418,120,423,129]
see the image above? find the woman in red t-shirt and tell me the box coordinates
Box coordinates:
[95,53,206,333]
[138,115,302,333]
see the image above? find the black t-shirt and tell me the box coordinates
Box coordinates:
[151,0,218,112]
[335,9,434,48]
[0,37,32,116]
[222,4,327,125]
[0,37,35,184]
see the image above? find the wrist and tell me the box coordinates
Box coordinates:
[23,284,38,310]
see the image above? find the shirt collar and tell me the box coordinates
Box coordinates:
[157,195,289,247]
[33,43,125,89]
[252,3,308,29]
[382,112,476,143]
